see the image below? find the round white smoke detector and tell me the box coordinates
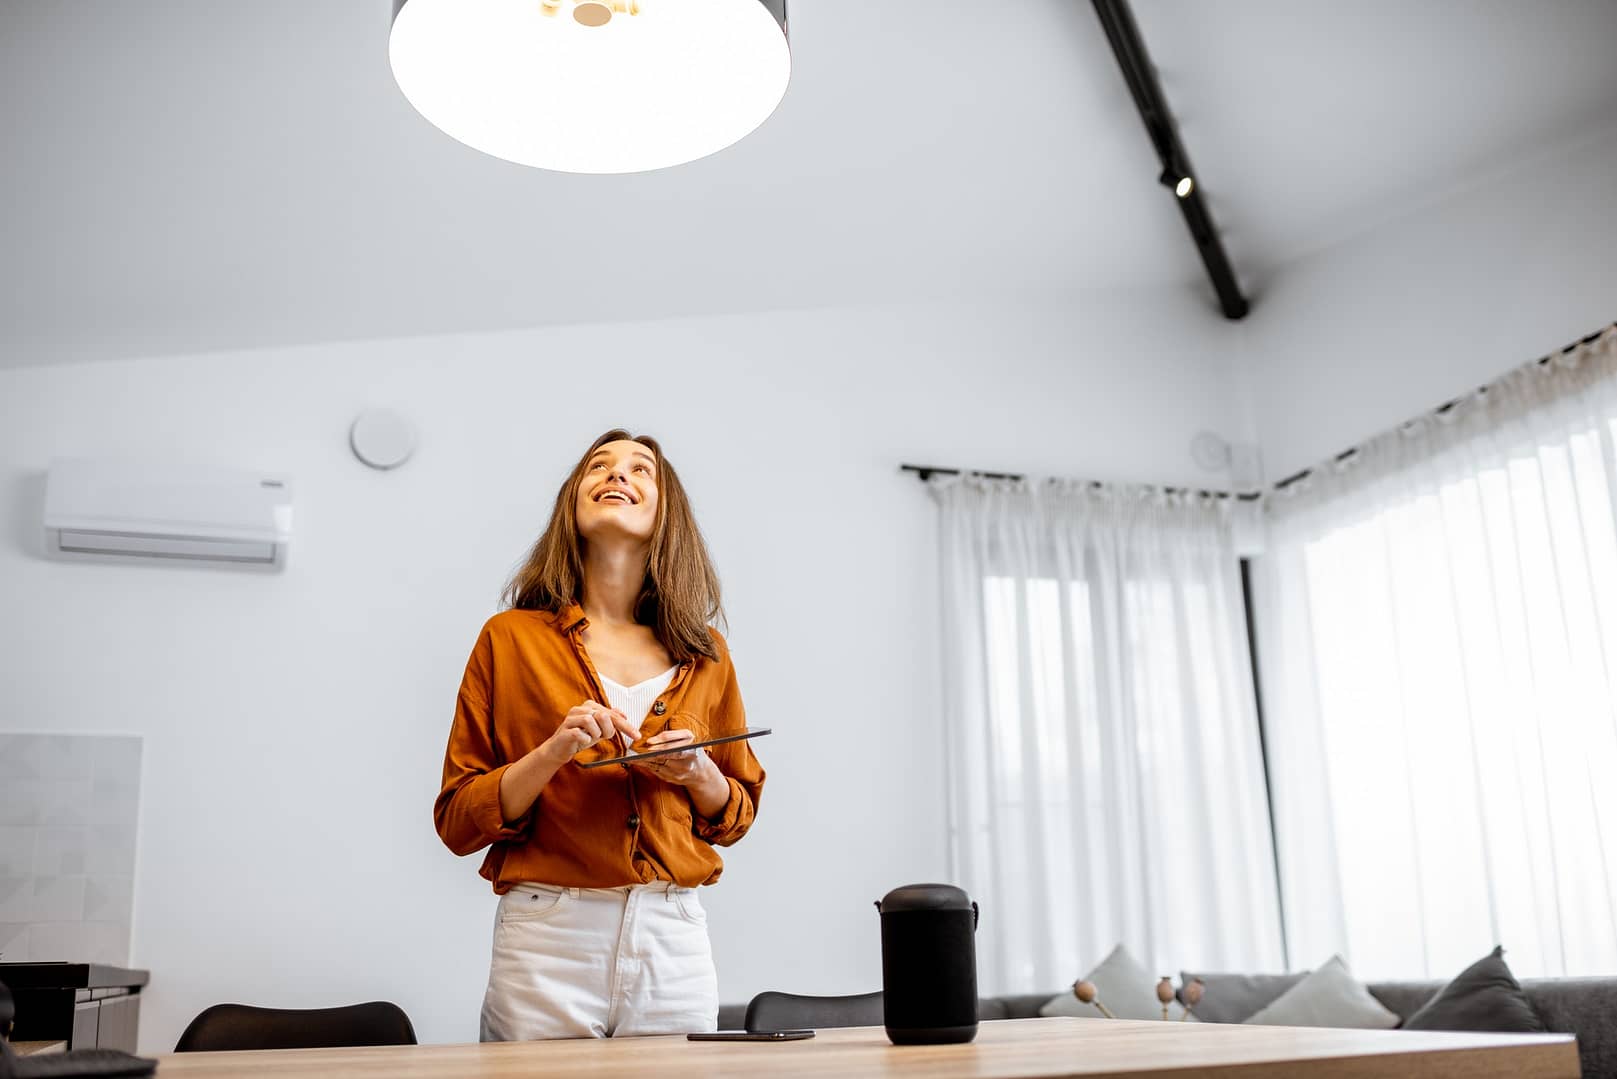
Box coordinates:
[350,410,417,470]
[1190,431,1232,472]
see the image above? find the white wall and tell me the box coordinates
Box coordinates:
[0,292,1245,1052]
[1237,124,1617,480]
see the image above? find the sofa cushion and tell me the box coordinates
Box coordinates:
[980,994,1051,1021]
[1401,947,1544,1033]
[1040,944,1164,1021]
[1179,971,1307,1024]
[1520,977,1617,1079]
[1366,982,1439,1019]
[975,975,1616,1079]
[1244,956,1400,1029]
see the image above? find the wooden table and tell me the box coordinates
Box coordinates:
[150,1017,1581,1078]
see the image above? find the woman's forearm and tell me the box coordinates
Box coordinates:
[687,757,732,820]
[505,738,731,824]
[498,746,566,825]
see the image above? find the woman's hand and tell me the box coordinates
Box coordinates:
[537,700,641,765]
[629,730,731,820]
[627,730,713,786]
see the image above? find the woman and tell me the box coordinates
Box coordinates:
[435,429,765,1040]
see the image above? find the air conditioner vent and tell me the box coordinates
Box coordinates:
[44,459,293,571]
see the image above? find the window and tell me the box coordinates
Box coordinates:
[1262,392,1617,978]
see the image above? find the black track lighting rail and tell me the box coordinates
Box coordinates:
[1091,0,1250,320]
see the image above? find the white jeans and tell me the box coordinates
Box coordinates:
[480,880,720,1040]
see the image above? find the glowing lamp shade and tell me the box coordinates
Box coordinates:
[389,0,790,174]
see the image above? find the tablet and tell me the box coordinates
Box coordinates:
[578,727,772,769]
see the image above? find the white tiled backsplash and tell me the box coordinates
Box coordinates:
[0,734,141,965]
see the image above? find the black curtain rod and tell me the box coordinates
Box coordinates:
[900,463,1262,502]
[1270,320,1615,492]
[901,464,1024,483]
[906,320,1614,501]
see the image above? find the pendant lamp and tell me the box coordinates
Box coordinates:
[389,0,790,174]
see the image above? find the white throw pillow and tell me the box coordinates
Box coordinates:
[1243,956,1400,1029]
[1040,943,1165,1021]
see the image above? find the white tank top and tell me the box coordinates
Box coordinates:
[598,666,678,729]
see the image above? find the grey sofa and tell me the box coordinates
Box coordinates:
[723,977,1617,1078]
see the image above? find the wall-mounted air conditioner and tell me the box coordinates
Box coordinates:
[43,459,294,570]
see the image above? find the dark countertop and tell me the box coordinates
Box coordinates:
[0,963,149,991]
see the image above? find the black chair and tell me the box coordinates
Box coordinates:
[743,990,884,1032]
[173,1002,417,1052]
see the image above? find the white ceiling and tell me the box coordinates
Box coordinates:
[3,1,1615,368]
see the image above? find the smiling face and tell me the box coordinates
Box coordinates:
[505,428,723,657]
[574,438,660,546]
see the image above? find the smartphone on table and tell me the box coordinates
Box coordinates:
[687,1029,815,1042]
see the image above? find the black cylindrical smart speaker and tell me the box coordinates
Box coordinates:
[875,883,980,1045]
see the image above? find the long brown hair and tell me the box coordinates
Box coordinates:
[504,429,724,662]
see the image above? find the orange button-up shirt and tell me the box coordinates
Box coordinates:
[434,605,765,891]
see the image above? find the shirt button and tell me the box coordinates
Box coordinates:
[627,814,640,829]
[652,701,666,716]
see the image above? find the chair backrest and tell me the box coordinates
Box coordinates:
[173,1001,417,1052]
[744,990,884,1032]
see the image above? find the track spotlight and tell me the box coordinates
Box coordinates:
[1158,166,1194,198]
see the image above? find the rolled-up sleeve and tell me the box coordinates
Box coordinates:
[434,625,532,856]
[692,640,765,847]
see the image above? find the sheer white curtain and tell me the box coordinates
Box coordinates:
[932,477,1285,995]
[1253,327,1617,980]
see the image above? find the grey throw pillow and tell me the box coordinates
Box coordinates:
[1244,956,1400,1029]
[1040,943,1165,1021]
[1179,971,1307,1024]
[1401,946,1545,1033]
